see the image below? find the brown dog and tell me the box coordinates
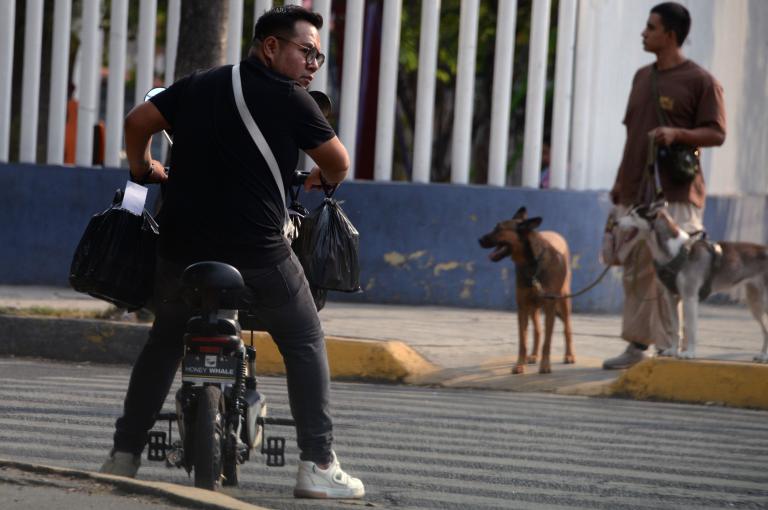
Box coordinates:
[479,207,575,374]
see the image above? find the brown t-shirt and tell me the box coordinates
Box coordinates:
[611,60,726,208]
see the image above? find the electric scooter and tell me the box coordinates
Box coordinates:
[145,262,294,490]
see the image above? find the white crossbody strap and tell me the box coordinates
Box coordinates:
[231,64,296,239]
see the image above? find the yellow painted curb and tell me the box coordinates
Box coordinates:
[611,358,768,410]
[556,379,616,397]
[242,331,439,382]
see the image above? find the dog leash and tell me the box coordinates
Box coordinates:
[537,264,612,300]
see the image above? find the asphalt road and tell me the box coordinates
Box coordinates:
[0,358,766,510]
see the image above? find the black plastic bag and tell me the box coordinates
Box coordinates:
[309,284,328,312]
[69,189,159,310]
[294,197,360,293]
[287,193,327,311]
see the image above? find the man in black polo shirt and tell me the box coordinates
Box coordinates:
[100,6,364,499]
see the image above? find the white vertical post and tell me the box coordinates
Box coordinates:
[338,0,364,175]
[46,0,72,165]
[104,0,128,168]
[227,0,244,64]
[254,0,273,20]
[160,0,181,163]
[19,0,44,163]
[487,0,518,186]
[584,4,606,191]
[300,0,331,173]
[75,0,100,166]
[412,0,440,183]
[521,0,552,188]
[134,0,157,106]
[450,0,479,184]
[373,0,402,181]
[569,0,595,190]
[549,0,578,189]
[165,0,181,84]
[310,0,331,93]
[0,0,15,162]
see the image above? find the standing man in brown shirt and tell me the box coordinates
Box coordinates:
[603,2,726,369]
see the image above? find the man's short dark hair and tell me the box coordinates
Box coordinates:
[651,2,691,47]
[252,5,323,44]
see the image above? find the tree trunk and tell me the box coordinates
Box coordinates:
[9,0,54,163]
[174,0,229,81]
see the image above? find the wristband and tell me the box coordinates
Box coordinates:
[318,170,339,197]
[133,164,154,185]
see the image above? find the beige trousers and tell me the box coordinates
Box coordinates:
[616,202,704,350]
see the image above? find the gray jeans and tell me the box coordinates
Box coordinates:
[113,251,333,465]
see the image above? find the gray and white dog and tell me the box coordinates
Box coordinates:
[618,202,768,362]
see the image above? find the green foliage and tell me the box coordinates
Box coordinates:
[394,0,560,184]
[400,0,498,85]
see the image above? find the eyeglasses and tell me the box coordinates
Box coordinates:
[275,36,325,68]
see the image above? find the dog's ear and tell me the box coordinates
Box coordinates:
[517,217,542,232]
[512,207,527,220]
[633,200,665,221]
[633,204,651,219]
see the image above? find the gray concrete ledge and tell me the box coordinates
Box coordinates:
[0,315,436,383]
[0,315,147,364]
[0,458,270,510]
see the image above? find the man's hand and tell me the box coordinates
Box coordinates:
[650,127,678,146]
[303,166,334,192]
[131,159,168,184]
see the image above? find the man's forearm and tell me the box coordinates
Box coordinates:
[320,166,348,184]
[306,136,350,185]
[124,105,156,182]
[125,130,153,181]
[123,101,171,182]
[675,126,725,148]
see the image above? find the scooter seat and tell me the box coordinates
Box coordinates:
[185,316,241,337]
[181,261,245,311]
[182,261,245,291]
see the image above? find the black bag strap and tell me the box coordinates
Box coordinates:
[650,65,671,127]
[641,65,664,204]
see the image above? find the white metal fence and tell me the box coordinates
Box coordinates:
[0,0,580,189]
[1,0,765,208]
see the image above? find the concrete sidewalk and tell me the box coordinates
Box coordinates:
[1,285,766,406]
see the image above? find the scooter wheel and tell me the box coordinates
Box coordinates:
[193,386,224,490]
[222,431,240,487]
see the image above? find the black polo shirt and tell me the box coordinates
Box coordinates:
[150,57,335,268]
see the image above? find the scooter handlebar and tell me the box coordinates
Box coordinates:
[292,170,311,186]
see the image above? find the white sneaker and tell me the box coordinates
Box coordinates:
[602,343,647,370]
[99,449,140,478]
[294,451,365,499]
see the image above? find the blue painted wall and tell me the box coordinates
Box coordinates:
[2,163,764,313]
